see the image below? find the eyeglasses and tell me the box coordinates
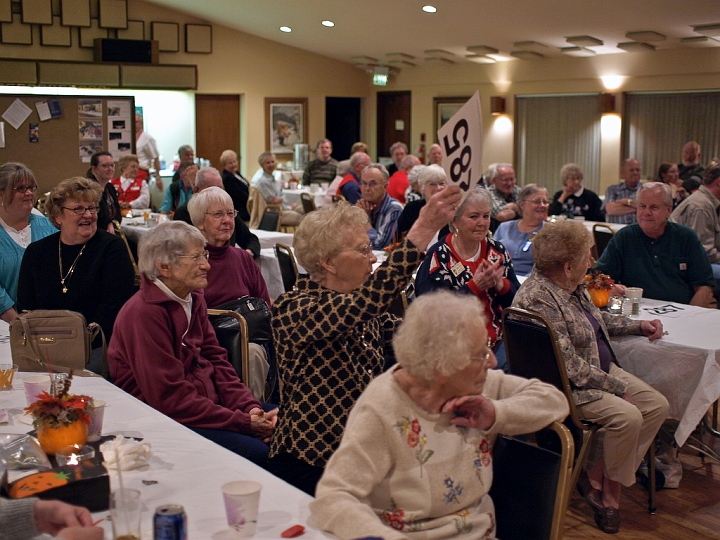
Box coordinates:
[425,182,446,189]
[361,181,382,189]
[62,205,99,215]
[525,198,550,206]
[97,163,115,169]
[206,209,239,220]
[15,185,38,194]
[345,245,373,257]
[474,338,494,366]
[178,250,210,265]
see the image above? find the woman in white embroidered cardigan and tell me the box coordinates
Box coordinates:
[310,290,568,540]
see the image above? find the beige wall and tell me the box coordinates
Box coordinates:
[371,47,720,192]
[0,0,370,176]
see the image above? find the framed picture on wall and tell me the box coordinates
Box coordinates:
[433,96,470,142]
[264,97,308,157]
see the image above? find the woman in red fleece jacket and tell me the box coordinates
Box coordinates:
[108,221,277,465]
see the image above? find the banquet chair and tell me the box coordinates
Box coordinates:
[300,192,317,214]
[248,186,266,229]
[112,220,141,288]
[258,207,282,231]
[490,421,574,540]
[207,309,250,389]
[387,280,415,318]
[275,243,299,292]
[502,307,658,514]
[592,223,615,259]
[331,194,345,203]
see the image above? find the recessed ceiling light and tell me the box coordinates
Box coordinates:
[692,23,720,37]
[422,5,437,13]
[510,50,545,60]
[467,45,499,56]
[680,36,720,48]
[280,26,291,33]
[560,46,596,57]
[566,35,604,47]
[321,20,334,27]
[617,41,656,52]
[626,31,665,42]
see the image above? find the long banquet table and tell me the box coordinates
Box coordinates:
[0,323,324,540]
[609,297,720,446]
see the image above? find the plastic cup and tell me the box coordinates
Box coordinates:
[221,480,262,536]
[0,364,18,391]
[624,287,643,299]
[23,375,51,405]
[87,399,106,442]
[110,488,142,540]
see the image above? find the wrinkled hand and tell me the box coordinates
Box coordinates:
[640,319,663,341]
[57,526,104,540]
[34,500,94,536]
[611,284,626,297]
[504,202,519,214]
[473,260,504,291]
[416,185,462,229]
[249,407,277,442]
[355,198,375,217]
[442,395,496,430]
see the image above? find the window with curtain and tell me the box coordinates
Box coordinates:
[623,91,720,180]
[515,94,601,196]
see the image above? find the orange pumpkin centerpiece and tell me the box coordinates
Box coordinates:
[25,372,91,456]
[583,270,615,308]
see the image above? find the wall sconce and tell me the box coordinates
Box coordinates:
[490,96,506,115]
[599,93,615,114]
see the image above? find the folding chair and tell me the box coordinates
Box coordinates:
[503,306,658,514]
[274,243,299,292]
[258,206,282,231]
[386,280,415,318]
[300,192,317,214]
[208,309,250,388]
[112,220,141,288]
[490,421,574,540]
[592,223,615,259]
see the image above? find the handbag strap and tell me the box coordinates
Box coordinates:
[88,323,109,380]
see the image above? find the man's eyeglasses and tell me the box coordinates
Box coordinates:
[62,205,99,215]
[361,181,382,189]
[206,210,239,220]
[178,250,210,265]
[15,185,38,194]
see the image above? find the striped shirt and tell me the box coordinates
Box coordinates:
[368,194,404,249]
[602,182,639,224]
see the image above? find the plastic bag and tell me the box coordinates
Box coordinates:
[0,433,52,469]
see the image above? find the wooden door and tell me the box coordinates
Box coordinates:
[376,91,411,159]
[195,94,240,170]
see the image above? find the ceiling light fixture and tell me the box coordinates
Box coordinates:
[422,5,437,13]
[626,31,665,42]
[617,41,656,52]
[692,23,720,37]
[386,52,415,61]
[280,26,291,33]
[510,50,544,60]
[680,36,720,47]
[566,35,604,47]
[560,46,596,57]
[467,45,499,56]
[466,54,496,64]
[513,41,548,53]
[321,20,334,27]
[424,49,455,59]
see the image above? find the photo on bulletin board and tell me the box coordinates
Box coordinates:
[265,97,308,157]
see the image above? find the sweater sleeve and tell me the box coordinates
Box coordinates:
[310,401,408,540]
[0,497,40,540]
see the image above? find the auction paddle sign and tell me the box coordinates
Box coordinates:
[437,90,483,200]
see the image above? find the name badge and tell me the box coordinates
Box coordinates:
[522,240,532,252]
[451,261,466,277]
[679,262,687,270]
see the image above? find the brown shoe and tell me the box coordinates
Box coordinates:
[577,471,605,517]
[595,507,621,534]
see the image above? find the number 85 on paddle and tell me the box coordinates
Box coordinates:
[437,91,484,200]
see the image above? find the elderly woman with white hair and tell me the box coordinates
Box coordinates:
[268,187,462,495]
[416,189,520,372]
[396,164,449,246]
[188,186,271,399]
[548,163,604,221]
[310,290,568,540]
[108,221,277,465]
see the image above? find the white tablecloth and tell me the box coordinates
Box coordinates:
[0,362,323,539]
[609,298,720,446]
[282,188,326,209]
[251,229,295,250]
[581,220,626,234]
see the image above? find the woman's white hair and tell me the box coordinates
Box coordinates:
[393,290,487,380]
[454,188,492,222]
[418,164,446,188]
[138,221,206,280]
[293,201,367,280]
[188,186,233,227]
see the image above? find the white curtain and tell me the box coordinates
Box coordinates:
[624,91,720,179]
[515,94,601,196]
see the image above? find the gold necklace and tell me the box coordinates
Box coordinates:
[58,238,87,294]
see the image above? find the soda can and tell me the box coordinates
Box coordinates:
[154,504,187,540]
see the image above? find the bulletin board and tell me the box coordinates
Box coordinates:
[0,94,136,193]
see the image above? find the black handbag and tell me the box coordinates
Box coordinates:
[213,297,272,344]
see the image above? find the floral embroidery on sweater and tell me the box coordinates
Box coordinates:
[453,509,473,534]
[473,438,492,484]
[444,477,464,504]
[394,416,433,475]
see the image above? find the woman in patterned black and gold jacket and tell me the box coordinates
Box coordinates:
[267,188,462,495]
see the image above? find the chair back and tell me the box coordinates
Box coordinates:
[300,192,317,213]
[386,280,415,318]
[592,223,615,259]
[248,186,266,229]
[331,194,345,203]
[274,243,299,292]
[207,309,250,386]
[258,206,282,231]
[490,422,573,540]
[112,220,141,288]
